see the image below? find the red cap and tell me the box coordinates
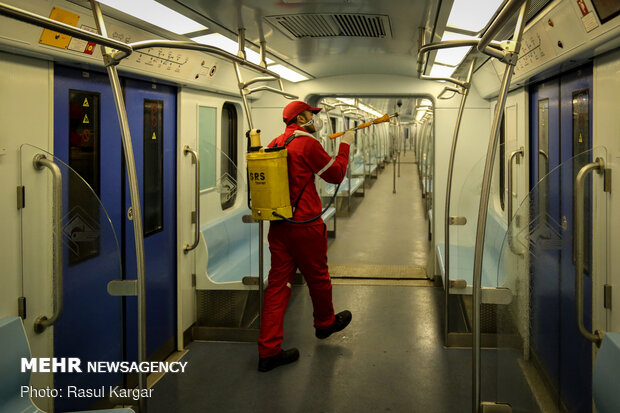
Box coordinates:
[283,101,322,124]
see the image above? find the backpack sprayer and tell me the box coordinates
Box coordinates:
[246,112,398,223]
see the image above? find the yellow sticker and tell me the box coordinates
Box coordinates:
[83,98,89,107]
[579,133,583,143]
[83,114,89,124]
[152,132,157,140]
[39,7,80,49]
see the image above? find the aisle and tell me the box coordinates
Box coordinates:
[327,150,429,270]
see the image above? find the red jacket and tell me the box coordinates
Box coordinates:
[269,124,350,225]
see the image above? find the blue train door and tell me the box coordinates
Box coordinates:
[123,78,177,365]
[529,64,594,411]
[53,65,124,412]
[529,76,562,394]
[558,64,594,412]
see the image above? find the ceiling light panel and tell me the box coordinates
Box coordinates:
[434,32,474,66]
[429,64,457,78]
[191,33,274,65]
[446,0,504,33]
[268,65,309,82]
[98,0,206,35]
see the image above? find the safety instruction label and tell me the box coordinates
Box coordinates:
[68,25,99,55]
[39,7,80,49]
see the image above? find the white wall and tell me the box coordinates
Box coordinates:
[177,87,250,343]
[0,51,54,411]
[592,48,620,335]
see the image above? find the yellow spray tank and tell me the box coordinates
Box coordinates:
[246,129,293,221]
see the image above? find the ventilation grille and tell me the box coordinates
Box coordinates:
[266,14,392,39]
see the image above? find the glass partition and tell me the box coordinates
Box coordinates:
[446,143,507,337]
[20,144,123,412]
[482,147,608,411]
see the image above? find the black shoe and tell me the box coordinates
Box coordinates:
[258,348,300,372]
[315,310,352,339]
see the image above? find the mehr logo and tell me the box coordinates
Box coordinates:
[21,358,82,373]
[21,358,189,373]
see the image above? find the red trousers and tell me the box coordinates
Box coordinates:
[258,222,335,358]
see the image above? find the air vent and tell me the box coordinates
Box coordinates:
[265,14,392,39]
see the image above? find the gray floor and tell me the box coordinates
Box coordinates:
[327,151,429,268]
[148,285,535,413]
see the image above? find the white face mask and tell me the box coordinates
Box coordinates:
[302,115,323,132]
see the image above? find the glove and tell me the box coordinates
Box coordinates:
[341,130,355,146]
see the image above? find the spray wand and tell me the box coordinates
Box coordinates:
[328,113,399,140]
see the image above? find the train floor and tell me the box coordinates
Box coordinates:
[146,150,538,412]
[327,149,429,270]
[149,284,536,413]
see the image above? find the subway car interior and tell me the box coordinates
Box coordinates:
[1,0,620,412]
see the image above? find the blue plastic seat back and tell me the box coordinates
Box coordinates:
[593,332,620,413]
[0,317,31,400]
[0,317,41,413]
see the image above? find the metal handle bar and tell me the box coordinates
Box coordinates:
[244,85,298,100]
[507,147,524,226]
[574,158,605,346]
[184,146,200,254]
[33,155,63,334]
[0,2,132,56]
[507,147,526,256]
[478,0,529,53]
[417,39,504,88]
[438,87,463,99]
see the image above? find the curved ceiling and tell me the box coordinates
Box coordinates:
[169,0,438,79]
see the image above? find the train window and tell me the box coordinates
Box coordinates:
[538,99,549,219]
[572,89,591,272]
[220,102,238,210]
[143,99,164,236]
[499,113,506,211]
[68,89,101,264]
[330,117,337,134]
[198,106,217,191]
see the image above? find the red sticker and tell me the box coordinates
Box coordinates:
[84,42,95,55]
[577,0,589,16]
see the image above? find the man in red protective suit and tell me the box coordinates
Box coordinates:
[258,101,355,372]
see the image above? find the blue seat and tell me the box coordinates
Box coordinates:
[593,332,620,413]
[0,317,134,413]
[201,208,269,285]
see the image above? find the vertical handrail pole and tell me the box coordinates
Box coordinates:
[33,155,63,333]
[183,146,200,253]
[397,116,401,178]
[471,2,529,412]
[574,159,604,346]
[89,2,147,411]
[507,147,526,256]
[443,59,476,346]
[233,55,264,325]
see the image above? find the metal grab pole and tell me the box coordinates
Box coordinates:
[471,2,529,412]
[33,155,63,334]
[233,60,265,325]
[397,117,401,178]
[443,59,475,346]
[574,159,605,346]
[90,3,147,411]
